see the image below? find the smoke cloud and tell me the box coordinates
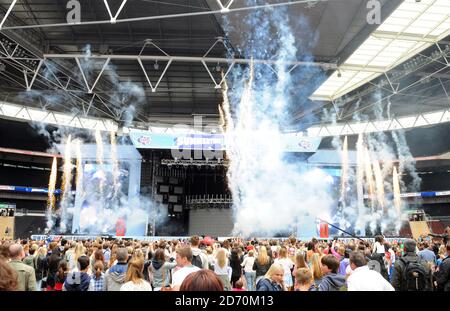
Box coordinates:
[222,3,333,237]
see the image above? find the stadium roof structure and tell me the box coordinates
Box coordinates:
[0,0,448,136]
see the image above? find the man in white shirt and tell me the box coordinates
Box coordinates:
[171,246,201,291]
[347,251,394,291]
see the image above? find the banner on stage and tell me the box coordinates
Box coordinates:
[129,130,322,153]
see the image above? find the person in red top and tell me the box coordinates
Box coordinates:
[115,218,126,237]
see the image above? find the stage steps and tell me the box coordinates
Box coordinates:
[409,221,431,240]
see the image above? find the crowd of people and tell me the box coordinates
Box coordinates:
[0,233,449,292]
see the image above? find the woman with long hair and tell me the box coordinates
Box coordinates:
[214,248,232,291]
[230,248,242,288]
[292,251,308,280]
[133,249,144,261]
[108,244,118,268]
[54,260,69,291]
[90,249,105,273]
[35,247,48,291]
[241,250,256,291]
[253,246,273,286]
[256,263,285,291]
[89,261,105,291]
[274,247,295,291]
[149,248,177,291]
[69,243,85,272]
[120,259,152,291]
[310,253,323,287]
[46,246,62,291]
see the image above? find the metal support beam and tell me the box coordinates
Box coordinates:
[372,30,439,43]
[103,0,128,24]
[43,53,336,70]
[26,59,43,91]
[138,58,173,93]
[341,65,450,119]
[1,1,326,31]
[384,73,399,94]
[215,0,234,12]
[0,0,17,30]
[89,58,110,93]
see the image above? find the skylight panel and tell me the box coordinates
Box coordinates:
[311,0,450,101]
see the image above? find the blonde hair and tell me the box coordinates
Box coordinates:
[74,242,85,263]
[216,248,227,268]
[109,244,118,268]
[295,252,307,269]
[37,247,47,257]
[310,253,323,280]
[257,246,270,266]
[438,245,446,257]
[133,249,144,261]
[126,259,144,284]
[264,263,284,280]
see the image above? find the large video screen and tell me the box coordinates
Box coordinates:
[76,162,140,235]
[82,163,130,197]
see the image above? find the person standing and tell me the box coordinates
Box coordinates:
[104,247,128,291]
[120,259,152,291]
[241,250,256,291]
[347,251,394,291]
[171,247,201,291]
[190,236,209,269]
[8,244,36,291]
[435,243,450,291]
[313,255,346,291]
[391,239,431,291]
[274,247,295,290]
[63,255,91,291]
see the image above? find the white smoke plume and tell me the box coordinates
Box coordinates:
[223,3,333,237]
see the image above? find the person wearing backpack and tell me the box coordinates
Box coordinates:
[190,235,208,270]
[391,239,431,291]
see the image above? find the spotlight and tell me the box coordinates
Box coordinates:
[337,69,342,78]
[215,62,221,72]
[154,60,159,70]
[0,62,5,72]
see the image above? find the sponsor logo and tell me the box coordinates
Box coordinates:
[137,135,152,146]
[298,139,313,150]
[175,135,223,149]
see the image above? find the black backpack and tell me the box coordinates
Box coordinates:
[400,258,427,291]
[191,254,203,269]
